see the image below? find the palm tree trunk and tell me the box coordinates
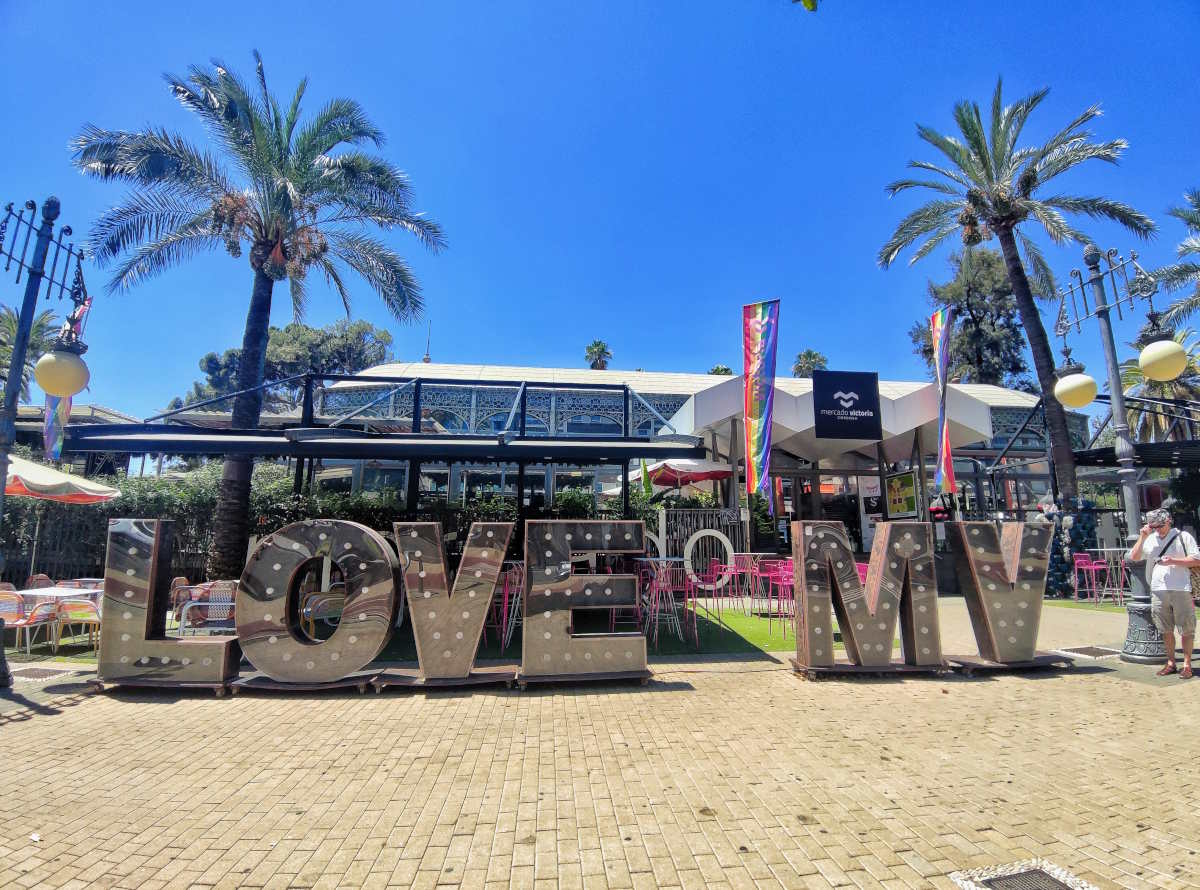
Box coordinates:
[208,268,275,579]
[994,228,1078,500]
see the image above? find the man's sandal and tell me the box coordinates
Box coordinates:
[1157,664,1178,676]
[1181,666,1194,679]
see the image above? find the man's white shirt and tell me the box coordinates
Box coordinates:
[1131,529,1200,592]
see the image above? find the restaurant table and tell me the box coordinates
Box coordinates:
[13,586,103,613]
[1088,547,1130,599]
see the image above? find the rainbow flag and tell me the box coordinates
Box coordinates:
[930,308,956,495]
[44,394,71,461]
[742,300,780,508]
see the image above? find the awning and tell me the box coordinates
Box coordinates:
[63,424,706,464]
[1074,440,1200,469]
[6,454,119,504]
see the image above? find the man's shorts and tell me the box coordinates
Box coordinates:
[1151,589,1198,635]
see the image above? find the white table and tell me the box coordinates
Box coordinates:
[16,586,102,606]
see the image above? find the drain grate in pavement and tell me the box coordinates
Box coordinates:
[10,667,72,680]
[982,870,1073,889]
[951,859,1098,890]
[1058,646,1121,658]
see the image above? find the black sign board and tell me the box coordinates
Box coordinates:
[813,370,883,440]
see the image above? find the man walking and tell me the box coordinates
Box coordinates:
[1128,508,1198,678]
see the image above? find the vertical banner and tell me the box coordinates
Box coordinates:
[43,395,70,460]
[742,299,780,508]
[930,308,956,496]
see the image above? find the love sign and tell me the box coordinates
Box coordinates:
[96,516,1054,691]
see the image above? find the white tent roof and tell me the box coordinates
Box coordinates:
[670,376,999,466]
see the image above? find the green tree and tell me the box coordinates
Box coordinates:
[878,77,1154,498]
[0,306,59,402]
[168,319,394,411]
[908,249,1031,388]
[791,349,827,378]
[586,340,612,370]
[1119,328,1200,442]
[708,364,733,375]
[74,53,443,577]
[1159,190,1200,326]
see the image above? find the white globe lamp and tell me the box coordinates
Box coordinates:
[34,347,90,398]
[1138,336,1187,383]
[1053,353,1097,409]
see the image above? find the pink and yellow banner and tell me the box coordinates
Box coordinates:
[930,308,956,495]
[742,300,780,506]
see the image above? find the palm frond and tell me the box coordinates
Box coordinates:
[1039,194,1156,238]
[907,159,971,188]
[106,222,222,291]
[1025,202,1089,246]
[878,200,961,267]
[317,257,353,316]
[71,126,234,200]
[909,223,960,263]
[952,99,993,184]
[329,232,423,321]
[1015,230,1057,301]
[293,98,384,165]
[884,178,960,197]
[915,126,983,185]
[288,273,308,322]
[1035,138,1128,183]
[88,190,211,265]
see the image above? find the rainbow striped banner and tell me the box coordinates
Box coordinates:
[742,300,780,506]
[44,394,71,461]
[930,307,956,495]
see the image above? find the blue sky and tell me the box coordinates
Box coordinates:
[1,1,1197,420]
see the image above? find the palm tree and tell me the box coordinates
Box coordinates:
[1119,329,1200,442]
[586,340,612,370]
[73,53,444,578]
[792,349,827,378]
[878,77,1155,499]
[0,307,59,402]
[1158,190,1200,327]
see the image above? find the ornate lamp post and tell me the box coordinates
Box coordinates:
[1051,244,1176,663]
[0,197,89,688]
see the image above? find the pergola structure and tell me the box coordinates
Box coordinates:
[63,372,706,517]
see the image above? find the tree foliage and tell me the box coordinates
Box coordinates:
[585,339,612,370]
[167,319,393,410]
[708,364,733,375]
[878,77,1154,499]
[908,249,1032,389]
[1119,327,1200,442]
[0,306,60,402]
[792,349,827,378]
[1159,189,1200,327]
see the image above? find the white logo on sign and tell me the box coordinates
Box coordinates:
[832,391,859,409]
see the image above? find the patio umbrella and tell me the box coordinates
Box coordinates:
[641,458,732,487]
[5,454,118,505]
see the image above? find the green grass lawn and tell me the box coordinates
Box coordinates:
[1044,599,1128,614]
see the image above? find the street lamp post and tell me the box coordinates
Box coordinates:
[0,197,90,689]
[1052,244,1175,663]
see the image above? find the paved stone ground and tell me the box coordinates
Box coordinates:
[1,602,1197,890]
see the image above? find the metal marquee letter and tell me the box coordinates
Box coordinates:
[794,520,942,668]
[521,520,648,681]
[98,519,239,688]
[235,519,399,684]
[392,521,514,680]
[948,521,1051,663]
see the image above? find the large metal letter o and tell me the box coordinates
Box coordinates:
[236,519,399,682]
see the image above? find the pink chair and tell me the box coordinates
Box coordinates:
[55,599,101,651]
[6,601,57,654]
[1072,554,1105,601]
